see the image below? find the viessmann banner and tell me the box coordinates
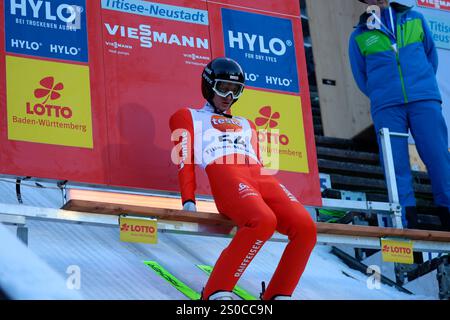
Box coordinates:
[0,0,322,206]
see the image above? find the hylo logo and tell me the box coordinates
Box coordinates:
[255,106,289,146]
[10,39,42,51]
[10,40,80,57]
[227,30,291,57]
[26,76,73,119]
[10,0,83,24]
[222,9,299,94]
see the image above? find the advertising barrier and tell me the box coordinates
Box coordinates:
[0,0,322,206]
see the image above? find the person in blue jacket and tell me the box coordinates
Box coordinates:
[349,0,450,231]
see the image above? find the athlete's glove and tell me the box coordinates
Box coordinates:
[183,201,197,212]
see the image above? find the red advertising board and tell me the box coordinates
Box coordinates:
[210,0,301,16]
[417,0,450,12]
[100,0,210,192]
[0,0,322,206]
[1,0,109,183]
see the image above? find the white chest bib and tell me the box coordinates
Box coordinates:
[189,106,259,168]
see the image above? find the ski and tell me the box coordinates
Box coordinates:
[144,261,201,300]
[197,265,258,300]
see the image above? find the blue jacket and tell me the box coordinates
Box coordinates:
[349,3,441,115]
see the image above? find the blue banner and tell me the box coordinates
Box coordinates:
[101,0,208,25]
[5,0,88,63]
[222,8,300,94]
[426,12,450,50]
[402,0,450,148]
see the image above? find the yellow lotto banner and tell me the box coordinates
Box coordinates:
[381,238,414,264]
[233,89,309,173]
[6,55,93,148]
[120,216,158,244]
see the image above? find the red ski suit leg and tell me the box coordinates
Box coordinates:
[258,171,317,300]
[202,164,317,300]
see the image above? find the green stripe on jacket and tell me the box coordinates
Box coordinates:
[398,18,424,49]
[355,31,393,56]
[356,18,424,55]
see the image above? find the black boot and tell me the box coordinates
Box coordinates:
[259,281,266,300]
[436,207,450,232]
[413,251,424,264]
[259,281,291,300]
[405,206,419,230]
[404,207,423,264]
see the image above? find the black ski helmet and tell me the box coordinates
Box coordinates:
[201,57,245,105]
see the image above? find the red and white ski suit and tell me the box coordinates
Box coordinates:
[169,103,316,300]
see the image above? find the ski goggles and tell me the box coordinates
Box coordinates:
[212,79,244,99]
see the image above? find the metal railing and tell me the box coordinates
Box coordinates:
[0,127,437,250]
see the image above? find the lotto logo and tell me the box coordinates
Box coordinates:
[382,245,412,255]
[26,76,73,119]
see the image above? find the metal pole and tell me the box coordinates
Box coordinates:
[379,128,409,229]
[16,225,28,246]
[0,214,28,245]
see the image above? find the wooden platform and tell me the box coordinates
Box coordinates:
[63,189,450,243]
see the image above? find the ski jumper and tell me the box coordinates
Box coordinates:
[169,103,317,300]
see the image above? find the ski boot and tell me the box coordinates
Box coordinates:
[259,281,292,300]
[201,289,234,300]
